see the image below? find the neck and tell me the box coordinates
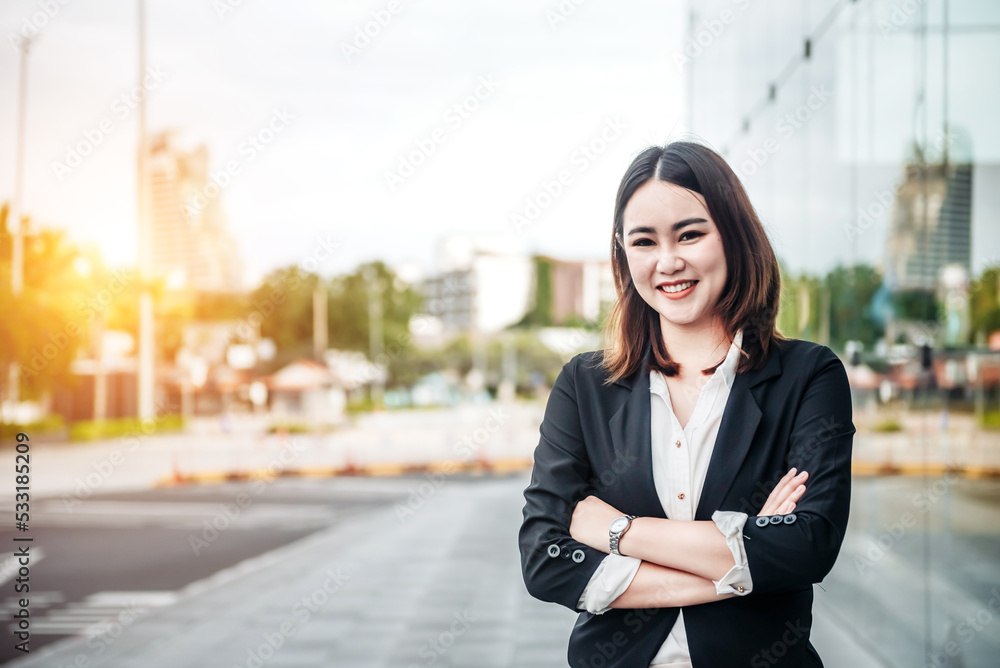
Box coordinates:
[658,315,730,374]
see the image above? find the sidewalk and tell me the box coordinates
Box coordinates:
[8,472,886,668]
[7,403,998,508]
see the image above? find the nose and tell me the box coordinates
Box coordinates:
[655,243,683,273]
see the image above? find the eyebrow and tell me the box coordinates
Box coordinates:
[626,218,708,236]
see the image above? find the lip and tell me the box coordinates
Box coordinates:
[657,280,698,299]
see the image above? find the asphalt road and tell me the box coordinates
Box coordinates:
[0,476,417,665]
[2,472,998,667]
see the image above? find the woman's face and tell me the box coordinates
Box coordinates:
[620,179,728,331]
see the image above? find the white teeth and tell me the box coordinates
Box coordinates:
[659,281,696,294]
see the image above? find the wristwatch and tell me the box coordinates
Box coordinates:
[609,514,637,555]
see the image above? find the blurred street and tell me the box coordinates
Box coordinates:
[2,405,999,666]
[0,470,893,668]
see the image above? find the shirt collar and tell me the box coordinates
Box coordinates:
[649,328,744,394]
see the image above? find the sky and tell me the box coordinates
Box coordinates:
[0,0,685,287]
[0,0,996,289]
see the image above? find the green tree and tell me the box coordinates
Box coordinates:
[0,205,98,401]
[970,265,1000,342]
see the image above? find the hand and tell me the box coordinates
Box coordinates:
[760,468,808,515]
[570,495,625,553]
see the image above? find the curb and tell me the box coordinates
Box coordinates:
[851,461,1000,478]
[156,458,1000,487]
[155,457,537,487]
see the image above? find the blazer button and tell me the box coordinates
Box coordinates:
[769,515,782,525]
[783,513,797,524]
[561,548,571,559]
[547,544,560,558]
[755,516,769,528]
[572,549,585,563]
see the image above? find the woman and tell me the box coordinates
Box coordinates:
[518,141,855,667]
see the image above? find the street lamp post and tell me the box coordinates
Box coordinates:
[6,36,31,421]
[136,0,155,422]
[363,266,384,409]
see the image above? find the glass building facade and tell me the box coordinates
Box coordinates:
[682,1,1000,665]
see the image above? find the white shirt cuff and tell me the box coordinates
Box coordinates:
[711,510,753,596]
[577,553,642,614]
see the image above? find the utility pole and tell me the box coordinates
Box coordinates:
[136,0,155,421]
[363,266,384,409]
[6,35,31,420]
[313,284,328,360]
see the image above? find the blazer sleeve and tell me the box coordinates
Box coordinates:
[519,354,609,611]
[742,345,856,594]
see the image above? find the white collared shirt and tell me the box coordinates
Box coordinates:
[577,329,753,667]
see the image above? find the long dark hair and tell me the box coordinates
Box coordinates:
[597,141,787,386]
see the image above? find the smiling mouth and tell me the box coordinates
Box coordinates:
[658,280,698,294]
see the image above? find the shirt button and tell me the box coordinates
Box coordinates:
[677,493,685,500]
[737,585,745,594]
[675,440,681,447]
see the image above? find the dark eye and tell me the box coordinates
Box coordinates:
[680,231,704,242]
[631,238,653,247]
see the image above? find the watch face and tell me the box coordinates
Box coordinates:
[610,517,628,533]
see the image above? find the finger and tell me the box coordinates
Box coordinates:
[779,486,806,514]
[764,470,802,511]
[777,472,807,501]
[771,468,800,500]
[788,483,807,504]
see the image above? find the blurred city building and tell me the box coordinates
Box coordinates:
[261,358,347,426]
[681,1,1000,658]
[419,233,613,339]
[547,256,615,325]
[682,0,999,348]
[885,159,973,291]
[148,131,245,292]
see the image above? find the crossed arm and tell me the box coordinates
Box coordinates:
[569,468,808,608]
[520,347,854,612]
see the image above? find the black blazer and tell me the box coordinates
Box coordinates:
[518,336,855,667]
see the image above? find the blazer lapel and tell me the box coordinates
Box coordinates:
[606,337,783,522]
[694,343,782,520]
[608,343,667,519]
